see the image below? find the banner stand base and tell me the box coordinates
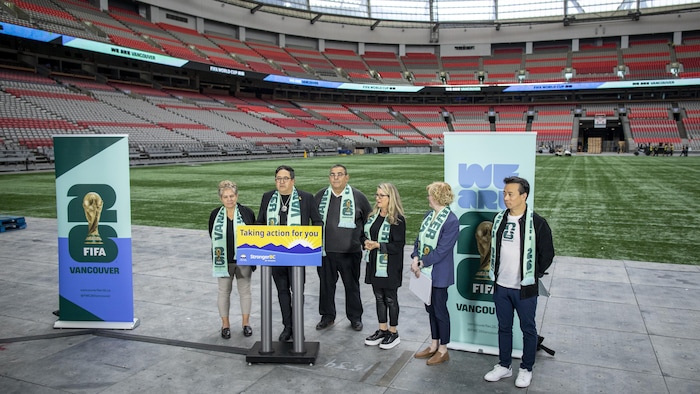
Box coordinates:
[246,341,319,365]
[54,318,140,330]
[447,342,522,359]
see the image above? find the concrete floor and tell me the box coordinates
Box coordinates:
[1,217,699,393]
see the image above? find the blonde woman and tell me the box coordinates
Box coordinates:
[208,180,256,339]
[411,182,459,365]
[362,183,406,350]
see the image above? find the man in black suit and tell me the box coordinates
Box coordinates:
[256,165,323,342]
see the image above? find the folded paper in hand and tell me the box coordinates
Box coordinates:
[409,272,432,305]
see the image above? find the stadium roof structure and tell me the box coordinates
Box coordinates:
[215,0,700,29]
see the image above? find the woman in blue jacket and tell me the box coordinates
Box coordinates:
[411,181,459,365]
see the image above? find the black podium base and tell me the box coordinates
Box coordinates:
[246,341,319,365]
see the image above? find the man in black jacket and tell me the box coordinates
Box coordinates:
[256,165,323,342]
[314,164,372,332]
[484,176,554,389]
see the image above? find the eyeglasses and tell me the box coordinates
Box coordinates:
[275,177,292,183]
[374,193,388,198]
[329,172,347,178]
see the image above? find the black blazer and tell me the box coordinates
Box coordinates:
[364,214,406,289]
[492,207,555,299]
[256,188,323,227]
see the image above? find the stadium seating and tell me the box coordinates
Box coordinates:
[627,102,681,144]
[11,0,108,42]
[482,47,523,84]
[2,3,700,166]
[531,105,575,149]
[621,38,672,80]
[523,43,570,83]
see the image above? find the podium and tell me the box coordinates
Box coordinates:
[246,266,319,365]
[237,224,322,365]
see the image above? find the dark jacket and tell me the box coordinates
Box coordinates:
[411,210,459,288]
[314,186,372,254]
[208,203,256,264]
[492,206,554,299]
[364,214,406,289]
[256,189,323,227]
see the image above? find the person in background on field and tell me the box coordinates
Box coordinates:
[362,183,406,350]
[411,182,459,366]
[256,165,323,342]
[314,164,372,332]
[209,180,256,339]
[484,176,554,389]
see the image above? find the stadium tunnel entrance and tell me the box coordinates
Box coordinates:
[577,117,625,153]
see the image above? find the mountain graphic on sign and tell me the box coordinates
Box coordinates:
[239,243,320,254]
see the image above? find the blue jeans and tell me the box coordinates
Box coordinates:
[494,284,538,371]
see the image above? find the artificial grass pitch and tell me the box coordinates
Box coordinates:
[1,154,697,265]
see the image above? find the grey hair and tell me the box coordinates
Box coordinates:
[218,180,238,198]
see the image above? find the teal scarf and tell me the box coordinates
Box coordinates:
[211,206,244,278]
[489,208,536,286]
[416,206,451,279]
[364,213,391,277]
[318,185,356,256]
[266,188,301,226]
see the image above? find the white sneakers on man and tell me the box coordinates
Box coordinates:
[484,364,512,381]
[515,368,533,388]
[484,364,532,388]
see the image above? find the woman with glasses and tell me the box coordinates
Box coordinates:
[362,183,406,350]
[208,180,256,339]
[410,182,459,365]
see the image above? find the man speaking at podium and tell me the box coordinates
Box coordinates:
[257,165,323,342]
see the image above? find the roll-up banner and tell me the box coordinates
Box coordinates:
[53,135,138,329]
[445,132,536,356]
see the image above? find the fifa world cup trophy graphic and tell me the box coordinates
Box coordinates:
[83,192,104,244]
[474,221,493,280]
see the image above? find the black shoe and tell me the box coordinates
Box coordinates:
[351,321,363,331]
[379,331,400,349]
[221,327,231,339]
[243,325,253,337]
[278,327,292,342]
[364,329,389,346]
[315,319,335,330]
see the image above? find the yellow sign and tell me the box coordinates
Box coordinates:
[235,225,322,266]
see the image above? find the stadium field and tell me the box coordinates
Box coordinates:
[1,153,698,265]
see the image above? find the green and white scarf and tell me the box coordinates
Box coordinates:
[364,213,391,277]
[416,206,451,279]
[266,188,301,226]
[318,185,356,256]
[489,208,536,286]
[211,205,244,278]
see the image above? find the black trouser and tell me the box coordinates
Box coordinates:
[372,286,399,327]
[272,266,305,329]
[317,252,363,322]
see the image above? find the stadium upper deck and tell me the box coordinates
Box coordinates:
[0,0,699,170]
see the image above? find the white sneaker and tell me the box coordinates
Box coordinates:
[484,364,512,382]
[515,368,532,388]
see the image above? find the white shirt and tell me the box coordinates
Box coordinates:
[497,213,523,289]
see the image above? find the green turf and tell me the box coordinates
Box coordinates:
[1,154,698,265]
